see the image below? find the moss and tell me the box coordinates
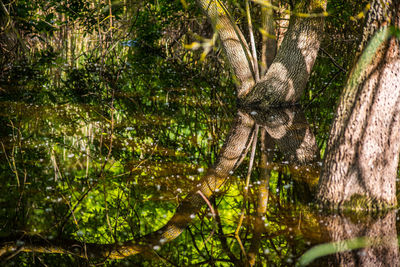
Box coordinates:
[318,194,396,213]
[295,0,327,13]
[345,194,380,211]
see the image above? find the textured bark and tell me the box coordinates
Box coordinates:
[314,212,399,266]
[197,0,326,103]
[146,111,255,243]
[260,0,277,75]
[0,1,327,261]
[0,235,149,260]
[196,0,256,96]
[317,0,400,210]
[244,106,320,165]
[240,0,326,107]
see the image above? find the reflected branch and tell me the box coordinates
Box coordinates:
[1,111,256,260]
[243,105,320,166]
[248,129,274,266]
[0,104,320,261]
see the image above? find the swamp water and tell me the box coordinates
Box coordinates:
[0,73,399,266]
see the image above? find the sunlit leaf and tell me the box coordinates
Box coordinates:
[298,237,371,266]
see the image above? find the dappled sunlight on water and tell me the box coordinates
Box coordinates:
[2,0,399,264]
[1,99,399,266]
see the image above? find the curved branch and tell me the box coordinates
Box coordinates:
[1,112,256,260]
[244,105,320,165]
[240,0,326,107]
[196,0,256,96]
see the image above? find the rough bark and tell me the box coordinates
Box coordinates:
[260,0,277,75]
[196,0,256,96]
[197,0,326,103]
[317,0,400,210]
[244,106,320,165]
[240,0,326,107]
[313,211,399,266]
[0,1,326,260]
[0,235,148,260]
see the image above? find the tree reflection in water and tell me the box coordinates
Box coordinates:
[310,211,399,266]
[0,104,399,266]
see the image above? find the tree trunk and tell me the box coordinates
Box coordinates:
[196,0,256,96]
[314,211,399,266]
[260,0,276,75]
[317,0,400,210]
[240,0,326,107]
[0,1,327,260]
[245,106,320,165]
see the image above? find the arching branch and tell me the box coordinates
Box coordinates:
[240,0,326,107]
[196,0,256,96]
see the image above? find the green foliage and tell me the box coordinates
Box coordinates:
[1,0,395,266]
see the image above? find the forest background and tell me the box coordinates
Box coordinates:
[1,0,398,266]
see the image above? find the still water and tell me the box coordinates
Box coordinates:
[0,92,399,266]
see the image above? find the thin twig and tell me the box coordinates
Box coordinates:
[246,0,260,81]
[1,142,19,187]
[320,47,347,73]
[197,190,216,217]
[234,125,259,264]
[245,125,259,192]
[304,69,341,110]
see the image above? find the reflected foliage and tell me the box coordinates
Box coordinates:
[0,0,399,266]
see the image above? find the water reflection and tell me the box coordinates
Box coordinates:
[310,211,399,266]
[0,102,399,266]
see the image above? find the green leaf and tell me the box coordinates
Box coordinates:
[297,237,371,266]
